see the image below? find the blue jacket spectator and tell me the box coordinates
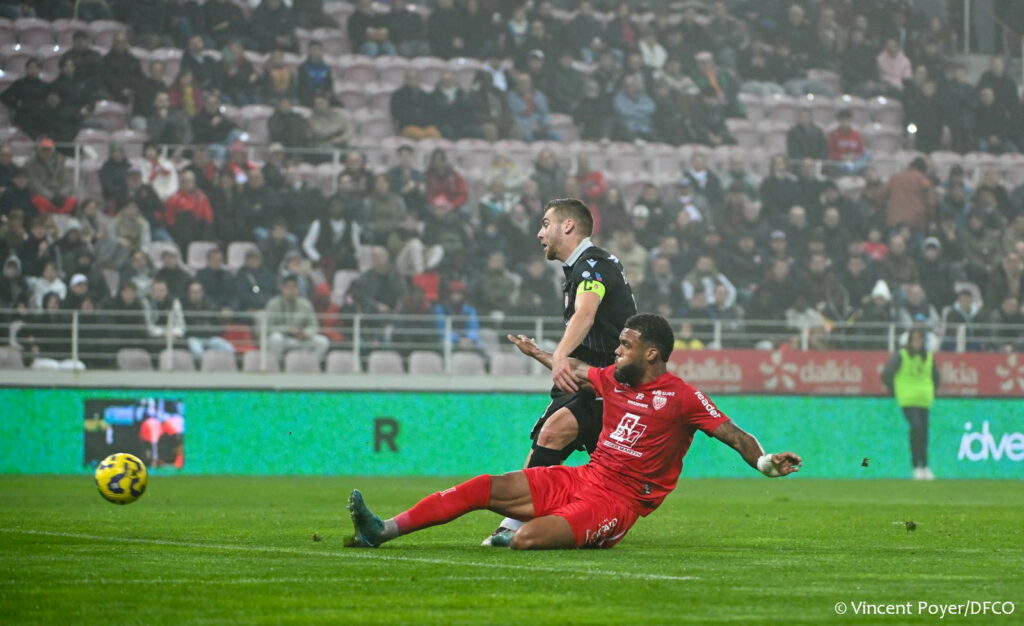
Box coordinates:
[433,281,480,347]
[507,74,559,143]
[613,75,655,141]
[297,42,334,106]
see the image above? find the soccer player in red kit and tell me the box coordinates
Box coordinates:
[346,314,801,550]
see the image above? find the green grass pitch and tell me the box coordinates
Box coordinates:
[2,476,1022,624]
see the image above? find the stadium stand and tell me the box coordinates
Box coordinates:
[1,0,1023,372]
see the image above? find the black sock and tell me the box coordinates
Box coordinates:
[527,444,568,468]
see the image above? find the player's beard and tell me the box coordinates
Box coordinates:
[613,361,643,387]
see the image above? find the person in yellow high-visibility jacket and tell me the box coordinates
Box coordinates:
[881,327,941,480]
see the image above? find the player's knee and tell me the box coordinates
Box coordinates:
[536,410,578,449]
[509,527,542,551]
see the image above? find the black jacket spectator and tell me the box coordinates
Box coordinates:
[102,33,144,103]
[390,80,435,130]
[235,256,277,312]
[787,114,828,160]
[427,0,464,59]
[251,0,297,52]
[1,61,48,131]
[201,0,248,48]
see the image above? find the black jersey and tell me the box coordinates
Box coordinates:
[562,243,637,367]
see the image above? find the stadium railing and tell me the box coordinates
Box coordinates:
[2,308,1020,373]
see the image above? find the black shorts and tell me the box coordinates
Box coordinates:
[529,389,604,454]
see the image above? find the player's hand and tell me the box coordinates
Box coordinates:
[506,334,540,358]
[550,353,579,393]
[770,452,802,476]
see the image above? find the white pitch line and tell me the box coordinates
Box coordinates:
[1,529,699,582]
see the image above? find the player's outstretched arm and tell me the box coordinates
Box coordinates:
[507,334,592,389]
[710,421,801,477]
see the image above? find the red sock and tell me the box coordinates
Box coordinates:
[393,475,491,536]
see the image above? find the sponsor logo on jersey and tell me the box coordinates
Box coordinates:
[626,399,649,409]
[587,259,598,267]
[610,412,646,446]
[636,392,644,400]
[653,395,667,410]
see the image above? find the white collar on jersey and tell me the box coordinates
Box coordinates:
[563,237,594,267]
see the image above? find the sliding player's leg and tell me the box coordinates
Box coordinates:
[508,515,575,550]
[347,471,534,548]
[487,393,603,544]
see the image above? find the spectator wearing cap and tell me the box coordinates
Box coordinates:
[164,170,215,249]
[391,70,443,140]
[63,272,93,310]
[881,157,935,233]
[25,139,77,216]
[850,279,895,349]
[508,74,559,143]
[433,280,481,350]
[265,274,330,363]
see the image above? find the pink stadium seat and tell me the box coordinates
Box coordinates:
[869,96,903,127]
[14,18,52,48]
[451,351,486,375]
[366,82,393,111]
[766,94,800,125]
[410,56,446,86]
[367,350,404,374]
[738,92,764,119]
[312,28,348,56]
[726,118,759,149]
[39,44,63,76]
[110,129,148,159]
[150,48,182,83]
[448,56,483,89]
[326,350,360,374]
[148,241,183,268]
[226,241,258,270]
[335,82,367,110]
[0,18,13,46]
[339,55,378,83]
[93,100,128,130]
[0,43,33,74]
[284,350,321,373]
[88,20,126,50]
[74,128,111,159]
[201,350,238,372]
[187,241,219,271]
[866,124,903,154]
[808,97,837,127]
[0,346,25,369]
[243,350,280,372]
[52,19,86,48]
[376,56,410,88]
[159,349,196,372]
[116,348,152,371]
[408,350,444,375]
[490,352,528,375]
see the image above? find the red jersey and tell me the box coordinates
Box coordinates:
[585,365,731,515]
[827,127,865,160]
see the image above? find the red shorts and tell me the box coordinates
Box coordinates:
[523,464,640,549]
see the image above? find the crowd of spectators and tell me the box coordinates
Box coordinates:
[1,0,1024,369]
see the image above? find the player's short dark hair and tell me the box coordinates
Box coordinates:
[624,313,674,363]
[544,198,594,236]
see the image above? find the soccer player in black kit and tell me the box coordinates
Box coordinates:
[484,198,636,545]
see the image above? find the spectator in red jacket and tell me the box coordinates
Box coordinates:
[827,109,869,174]
[164,170,214,248]
[424,149,467,213]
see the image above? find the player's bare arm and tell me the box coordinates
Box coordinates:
[710,421,802,477]
[507,334,593,390]
[551,289,600,393]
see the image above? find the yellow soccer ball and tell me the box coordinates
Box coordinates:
[95,453,148,505]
